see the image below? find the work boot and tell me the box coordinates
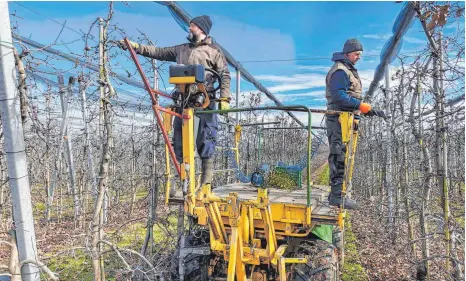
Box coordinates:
[328,185,359,210]
[201,158,214,186]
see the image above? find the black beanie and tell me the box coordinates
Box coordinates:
[343,38,363,53]
[191,15,212,35]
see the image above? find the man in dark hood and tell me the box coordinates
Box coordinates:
[325,38,373,210]
[118,15,231,187]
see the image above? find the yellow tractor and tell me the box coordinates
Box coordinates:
[161,65,360,281]
[124,39,359,281]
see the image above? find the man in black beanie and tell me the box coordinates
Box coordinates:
[324,38,373,210]
[188,15,213,42]
[118,16,231,188]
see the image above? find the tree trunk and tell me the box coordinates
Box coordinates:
[13,48,28,127]
[60,77,81,222]
[92,82,113,281]
[9,231,21,281]
[409,64,432,280]
[130,115,136,216]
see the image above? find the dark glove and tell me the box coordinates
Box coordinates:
[366,109,387,119]
[353,114,361,130]
[116,40,139,51]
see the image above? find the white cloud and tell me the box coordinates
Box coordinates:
[268,83,320,93]
[364,47,383,56]
[255,73,327,93]
[403,36,426,45]
[444,21,464,30]
[362,34,425,45]
[358,69,376,84]
[297,65,330,72]
[275,91,325,98]
[211,15,295,63]
[292,110,327,127]
[362,34,392,40]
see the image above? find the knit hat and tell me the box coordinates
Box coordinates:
[190,15,212,35]
[343,38,363,54]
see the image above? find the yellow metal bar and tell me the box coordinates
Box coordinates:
[234,125,242,168]
[181,108,196,195]
[235,216,247,281]
[162,111,172,206]
[168,76,196,84]
[164,144,171,205]
[272,244,287,266]
[210,237,226,252]
[278,257,307,281]
[348,132,359,187]
[284,258,307,264]
[339,112,352,143]
[257,188,277,258]
[206,203,224,243]
[267,206,278,251]
[279,257,287,281]
[306,206,311,225]
[227,224,239,281]
[338,210,346,229]
[340,112,356,198]
[241,206,250,245]
[248,206,255,241]
[342,112,359,197]
[260,208,277,259]
[213,202,228,242]
[162,111,173,132]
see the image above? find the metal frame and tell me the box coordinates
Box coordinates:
[125,38,360,280]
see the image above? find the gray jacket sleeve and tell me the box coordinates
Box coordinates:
[136,44,177,62]
[213,49,231,99]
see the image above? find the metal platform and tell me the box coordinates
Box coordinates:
[212,183,339,220]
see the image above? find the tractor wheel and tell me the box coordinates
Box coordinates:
[291,239,339,281]
[183,229,210,281]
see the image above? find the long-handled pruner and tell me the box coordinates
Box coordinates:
[123,37,191,177]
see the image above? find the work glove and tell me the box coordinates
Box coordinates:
[366,109,387,119]
[116,40,139,51]
[218,98,230,113]
[359,102,372,114]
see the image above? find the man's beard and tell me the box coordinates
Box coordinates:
[187,31,198,42]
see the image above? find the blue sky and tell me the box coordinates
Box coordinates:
[8,1,465,123]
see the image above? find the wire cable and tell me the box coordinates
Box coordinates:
[12,2,98,43]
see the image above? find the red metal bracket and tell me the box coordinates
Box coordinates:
[124,38,181,176]
[154,105,191,120]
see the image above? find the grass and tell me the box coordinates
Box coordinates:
[311,163,369,281]
[315,164,330,185]
[34,185,181,280]
[47,250,93,281]
[44,212,179,280]
[341,213,369,281]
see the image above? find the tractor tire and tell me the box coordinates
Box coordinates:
[291,239,339,281]
[183,229,210,281]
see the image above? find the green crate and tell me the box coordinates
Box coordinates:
[273,166,302,188]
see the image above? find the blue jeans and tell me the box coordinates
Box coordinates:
[173,102,219,163]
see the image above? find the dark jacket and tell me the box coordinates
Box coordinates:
[136,36,231,99]
[326,52,362,111]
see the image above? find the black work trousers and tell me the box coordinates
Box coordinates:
[326,115,346,192]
